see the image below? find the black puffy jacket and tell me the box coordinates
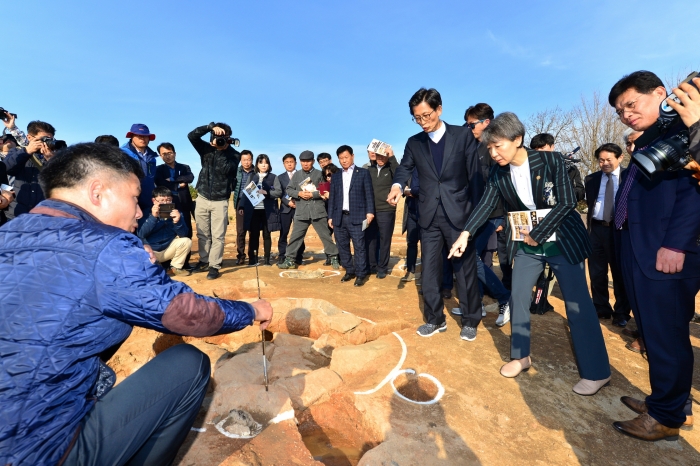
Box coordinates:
[188,124,241,201]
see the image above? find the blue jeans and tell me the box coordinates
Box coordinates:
[474,218,510,305]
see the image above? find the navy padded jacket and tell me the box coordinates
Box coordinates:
[0,199,255,465]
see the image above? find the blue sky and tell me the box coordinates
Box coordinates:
[6,0,699,176]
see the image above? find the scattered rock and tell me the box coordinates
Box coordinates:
[272,333,314,348]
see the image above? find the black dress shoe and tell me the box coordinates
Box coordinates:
[236,257,245,266]
[376,271,387,279]
[441,289,452,300]
[207,267,220,280]
[341,273,356,282]
[354,276,368,287]
[597,311,612,319]
[369,267,378,275]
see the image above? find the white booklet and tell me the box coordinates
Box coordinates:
[367,139,392,155]
[299,177,317,192]
[362,219,369,231]
[508,209,556,242]
[243,180,264,207]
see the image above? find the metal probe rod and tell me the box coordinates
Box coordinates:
[254,251,268,391]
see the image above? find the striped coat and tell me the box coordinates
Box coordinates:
[463,149,591,265]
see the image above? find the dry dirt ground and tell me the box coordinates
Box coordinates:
[112,201,700,465]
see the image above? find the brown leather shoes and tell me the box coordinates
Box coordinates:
[625,337,646,354]
[613,413,679,441]
[621,396,694,430]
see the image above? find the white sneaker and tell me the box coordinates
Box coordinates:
[450,307,462,315]
[481,303,486,317]
[495,303,510,327]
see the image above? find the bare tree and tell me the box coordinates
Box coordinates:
[567,92,627,176]
[525,106,575,149]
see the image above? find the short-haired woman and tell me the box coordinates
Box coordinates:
[450,112,611,395]
[241,154,281,265]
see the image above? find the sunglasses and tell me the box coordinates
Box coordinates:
[466,119,486,129]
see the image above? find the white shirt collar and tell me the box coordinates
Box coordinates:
[428,121,446,143]
[343,164,355,172]
[607,166,621,178]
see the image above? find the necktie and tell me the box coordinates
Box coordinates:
[614,164,638,229]
[602,174,614,222]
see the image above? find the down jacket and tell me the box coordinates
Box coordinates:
[0,199,256,466]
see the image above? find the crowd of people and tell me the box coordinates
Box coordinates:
[1,68,700,464]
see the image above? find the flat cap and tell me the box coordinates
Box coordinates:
[299,150,314,161]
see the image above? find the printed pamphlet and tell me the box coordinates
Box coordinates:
[507,209,556,242]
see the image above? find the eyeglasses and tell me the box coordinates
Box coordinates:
[615,96,641,118]
[466,119,486,129]
[412,110,435,124]
[160,151,175,157]
[325,174,332,179]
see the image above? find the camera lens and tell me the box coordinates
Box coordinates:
[632,130,690,178]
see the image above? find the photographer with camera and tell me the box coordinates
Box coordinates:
[665,75,700,171]
[1,109,29,153]
[188,122,241,280]
[136,186,192,276]
[608,70,700,441]
[2,120,56,220]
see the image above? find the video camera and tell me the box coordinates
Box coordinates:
[0,108,17,122]
[631,71,699,178]
[560,147,581,170]
[40,136,58,151]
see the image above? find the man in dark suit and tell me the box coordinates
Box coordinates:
[609,70,700,441]
[328,145,375,286]
[274,153,305,265]
[387,88,483,341]
[584,143,630,327]
[155,143,195,240]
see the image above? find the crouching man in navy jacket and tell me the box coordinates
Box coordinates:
[0,143,273,466]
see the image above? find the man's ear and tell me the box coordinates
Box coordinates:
[653,86,668,101]
[87,178,105,207]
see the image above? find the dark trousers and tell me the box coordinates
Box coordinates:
[421,207,481,328]
[335,215,368,277]
[65,345,210,466]
[497,228,512,289]
[510,249,610,380]
[407,215,453,290]
[249,209,271,259]
[474,218,510,305]
[619,230,700,428]
[366,211,396,273]
[235,207,248,260]
[588,222,630,319]
[286,216,338,258]
[406,214,420,273]
[278,210,304,262]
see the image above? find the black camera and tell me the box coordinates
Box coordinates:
[211,135,241,148]
[40,136,58,151]
[0,108,17,122]
[631,71,699,178]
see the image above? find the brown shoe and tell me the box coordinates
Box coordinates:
[613,413,679,441]
[621,328,639,338]
[625,338,646,354]
[621,396,647,414]
[621,397,694,430]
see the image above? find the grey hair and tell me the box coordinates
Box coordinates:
[622,127,637,145]
[480,112,526,147]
